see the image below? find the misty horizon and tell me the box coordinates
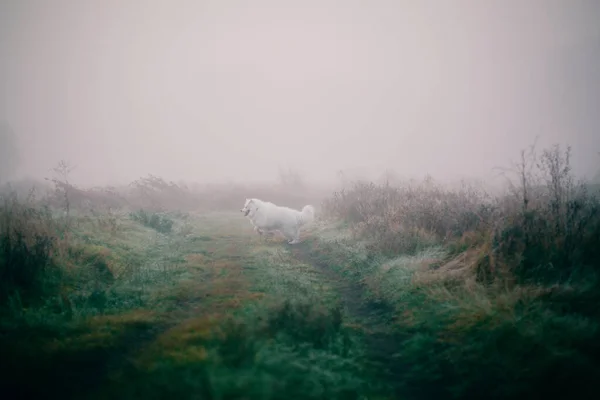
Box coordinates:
[1,0,599,187]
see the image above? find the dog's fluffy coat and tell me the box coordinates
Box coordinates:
[241,198,315,244]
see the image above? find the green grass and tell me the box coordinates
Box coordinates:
[3,204,600,399]
[0,212,385,399]
[300,217,600,399]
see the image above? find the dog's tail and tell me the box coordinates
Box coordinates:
[300,205,315,225]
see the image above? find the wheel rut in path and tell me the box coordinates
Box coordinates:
[289,242,407,385]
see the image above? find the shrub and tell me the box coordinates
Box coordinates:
[324,144,600,285]
[323,178,494,255]
[130,209,174,234]
[0,193,59,307]
[490,145,600,284]
[318,143,600,398]
[128,175,200,212]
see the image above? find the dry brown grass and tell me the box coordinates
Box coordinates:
[135,315,222,370]
[322,178,493,256]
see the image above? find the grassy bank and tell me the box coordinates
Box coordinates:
[307,145,600,399]
[0,203,382,399]
[1,144,599,399]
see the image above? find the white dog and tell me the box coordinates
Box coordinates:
[240,198,315,244]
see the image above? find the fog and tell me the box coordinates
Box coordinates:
[1,0,599,187]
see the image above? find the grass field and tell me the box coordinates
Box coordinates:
[1,145,600,399]
[2,207,598,399]
[0,210,388,399]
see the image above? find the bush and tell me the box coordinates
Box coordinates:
[318,143,600,398]
[324,144,600,284]
[491,145,600,284]
[0,194,59,307]
[130,209,174,234]
[323,178,494,255]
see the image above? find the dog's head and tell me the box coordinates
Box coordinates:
[241,198,258,217]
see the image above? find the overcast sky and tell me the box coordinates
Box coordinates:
[1,0,599,186]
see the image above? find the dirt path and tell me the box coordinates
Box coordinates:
[290,242,406,387]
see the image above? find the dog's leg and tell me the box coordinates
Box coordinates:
[287,227,301,245]
[281,227,293,244]
[254,226,271,244]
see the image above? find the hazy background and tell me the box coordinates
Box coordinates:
[1,0,599,187]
